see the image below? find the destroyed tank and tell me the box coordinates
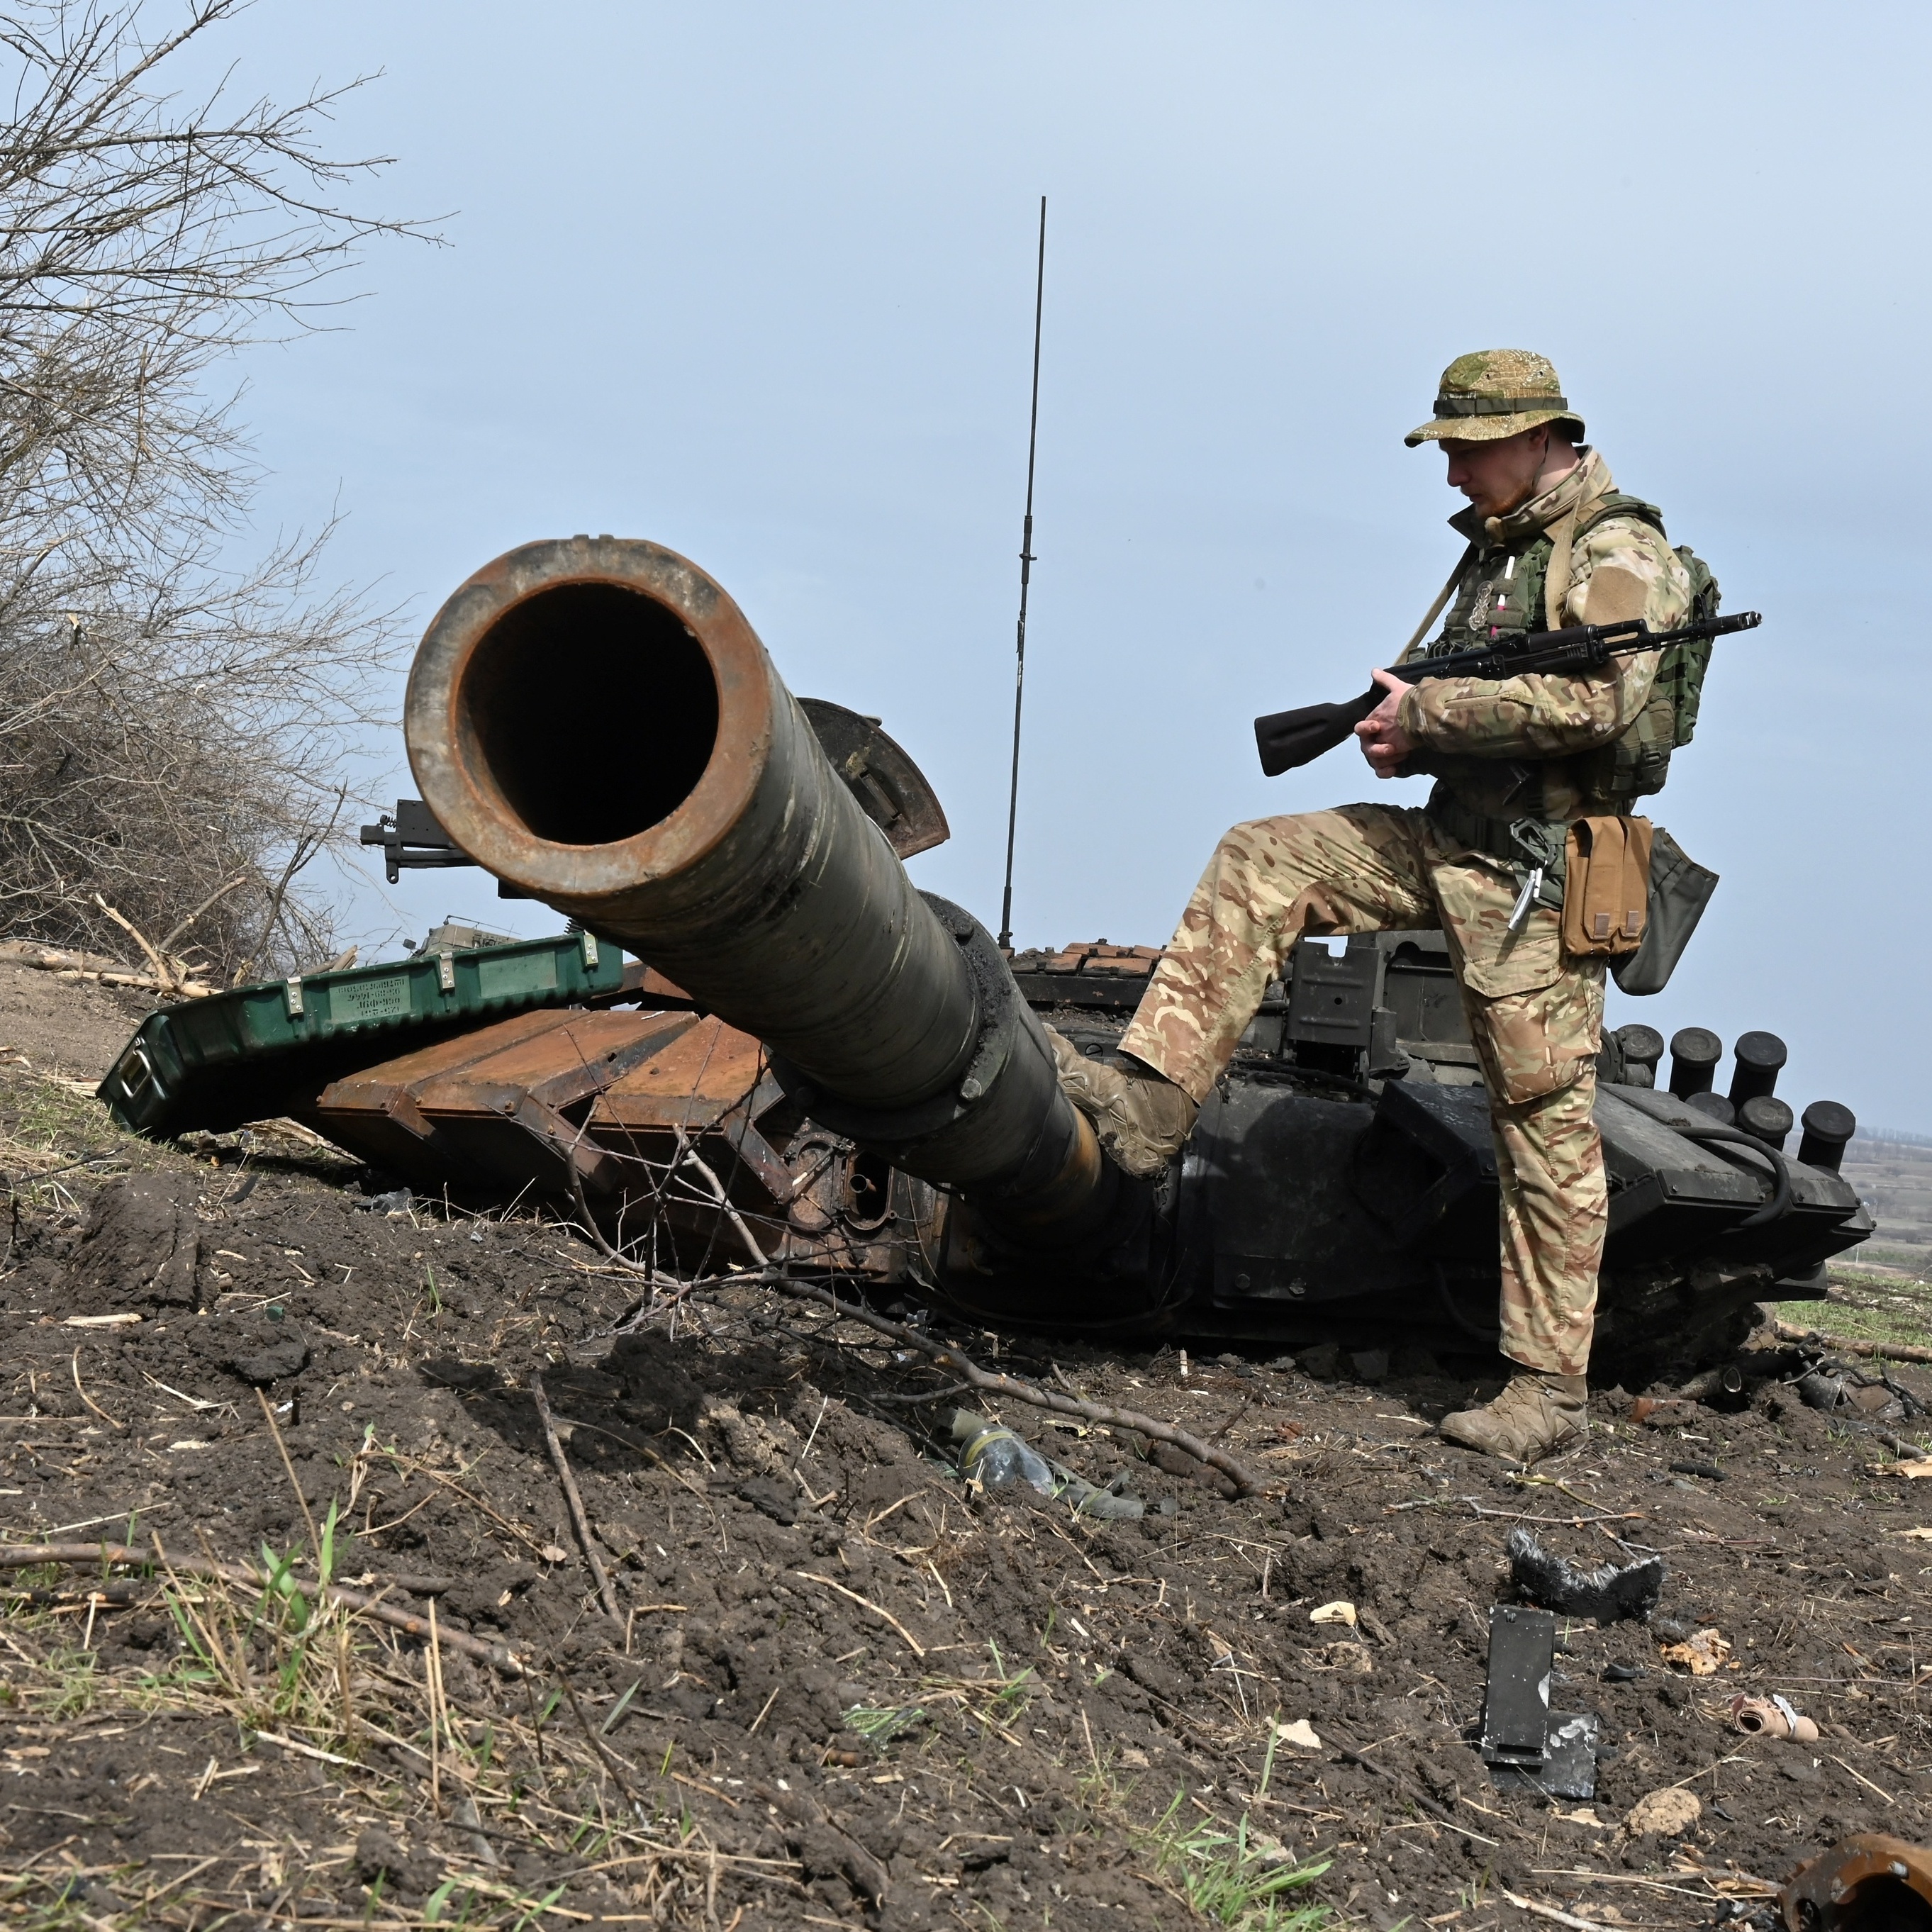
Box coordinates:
[384,535,1875,1385]
[103,537,1870,1386]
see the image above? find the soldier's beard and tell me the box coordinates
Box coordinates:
[1470,443,1581,521]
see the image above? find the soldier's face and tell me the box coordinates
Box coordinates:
[1441,428,1551,518]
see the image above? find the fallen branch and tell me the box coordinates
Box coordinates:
[94,893,182,995]
[1774,1319,1932,1366]
[0,940,128,975]
[528,1372,622,1624]
[0,1543,527,1675]
[0,939,213,998]
[771,1276,1263,1497]
[1502,1893,1616,1932]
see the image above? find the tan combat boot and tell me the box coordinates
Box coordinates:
[1045,1027,1197,1180]
[1439,1371,1587,1463]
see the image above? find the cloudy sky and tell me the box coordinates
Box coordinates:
[199,1,1922,1129]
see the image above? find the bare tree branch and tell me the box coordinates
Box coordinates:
[0,2,433,975]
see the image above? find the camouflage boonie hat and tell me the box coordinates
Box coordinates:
[1405,349,1585,447]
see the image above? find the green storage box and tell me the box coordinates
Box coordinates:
[99,929,625,1137]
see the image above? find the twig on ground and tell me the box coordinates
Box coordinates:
[527,1372,621,1625]
[255,1387,321,1555]
[550,1654,646,1815]
[793,1570,926,1658]
[1502,1892,1620,1931]
[4,1154,127,1189]
[379,1454,554,1560]
[69,1349,123,1431]
[767,1277,1263,1496]
[428,1597,445,1811]
[868,1380,975,1407]
[1774,1319,1932,1366]
[0,1544,527,1675]
[1319,1716,1507,1844]
[543,1406,708,1500]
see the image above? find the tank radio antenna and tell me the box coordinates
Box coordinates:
[996,195,1046,953]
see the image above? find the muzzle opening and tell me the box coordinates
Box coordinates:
[459,581,719,847]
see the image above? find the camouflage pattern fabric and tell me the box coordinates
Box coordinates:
[1119,804,1604,1375]
[1405,347,1585,447]
[1492,1075,1604,1378]
[1397,452,1694,825]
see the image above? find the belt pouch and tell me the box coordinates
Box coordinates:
[1562,815,1653,957]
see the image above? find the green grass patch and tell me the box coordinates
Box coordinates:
[1770,1270,1932,1351]
[1144,1794,1333,1929]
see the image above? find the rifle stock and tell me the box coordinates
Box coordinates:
[1253,688,1382,778]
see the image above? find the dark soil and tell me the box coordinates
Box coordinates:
[0,1100,1927,1927]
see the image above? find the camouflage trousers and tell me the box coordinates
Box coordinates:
[1119,804,1606,1377]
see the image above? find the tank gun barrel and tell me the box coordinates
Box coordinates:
[403,535,1122,1248]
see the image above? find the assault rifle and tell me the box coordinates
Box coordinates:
[1252,609,1761,777]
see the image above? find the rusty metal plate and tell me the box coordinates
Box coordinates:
[311,1008,596,1187]
[308,1003,938,1280]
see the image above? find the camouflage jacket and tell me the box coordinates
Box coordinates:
[1394,450,1692,829]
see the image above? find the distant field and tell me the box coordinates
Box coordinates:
[1770,1135,1932,1346]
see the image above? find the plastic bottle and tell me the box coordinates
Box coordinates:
[952,1411,1056,1496]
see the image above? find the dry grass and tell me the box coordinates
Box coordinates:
[0,1541,787,1926]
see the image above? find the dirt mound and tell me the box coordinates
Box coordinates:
[0,957,151,1081]
[0,1139,1926,1927]
[68,1173,204,1313]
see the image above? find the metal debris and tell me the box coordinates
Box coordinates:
[1506,1526,1667,1624]
[1732,1694,1817,1743]
[1478,1604,1600,1801]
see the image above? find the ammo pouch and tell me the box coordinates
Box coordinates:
[1561,816,1653,957]
[1609,827,1719,998]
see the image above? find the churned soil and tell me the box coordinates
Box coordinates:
[0,1071,1926,1927]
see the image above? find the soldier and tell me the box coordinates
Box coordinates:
[1053,349,1694,1463]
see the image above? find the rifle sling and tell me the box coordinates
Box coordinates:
[1397,542,1478,664]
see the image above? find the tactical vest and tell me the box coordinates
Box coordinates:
[1426,491,1719,807]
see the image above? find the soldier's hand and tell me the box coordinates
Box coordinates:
[1355,669,1415,778]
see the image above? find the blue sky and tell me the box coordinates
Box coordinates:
[190,1,1925,1129]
